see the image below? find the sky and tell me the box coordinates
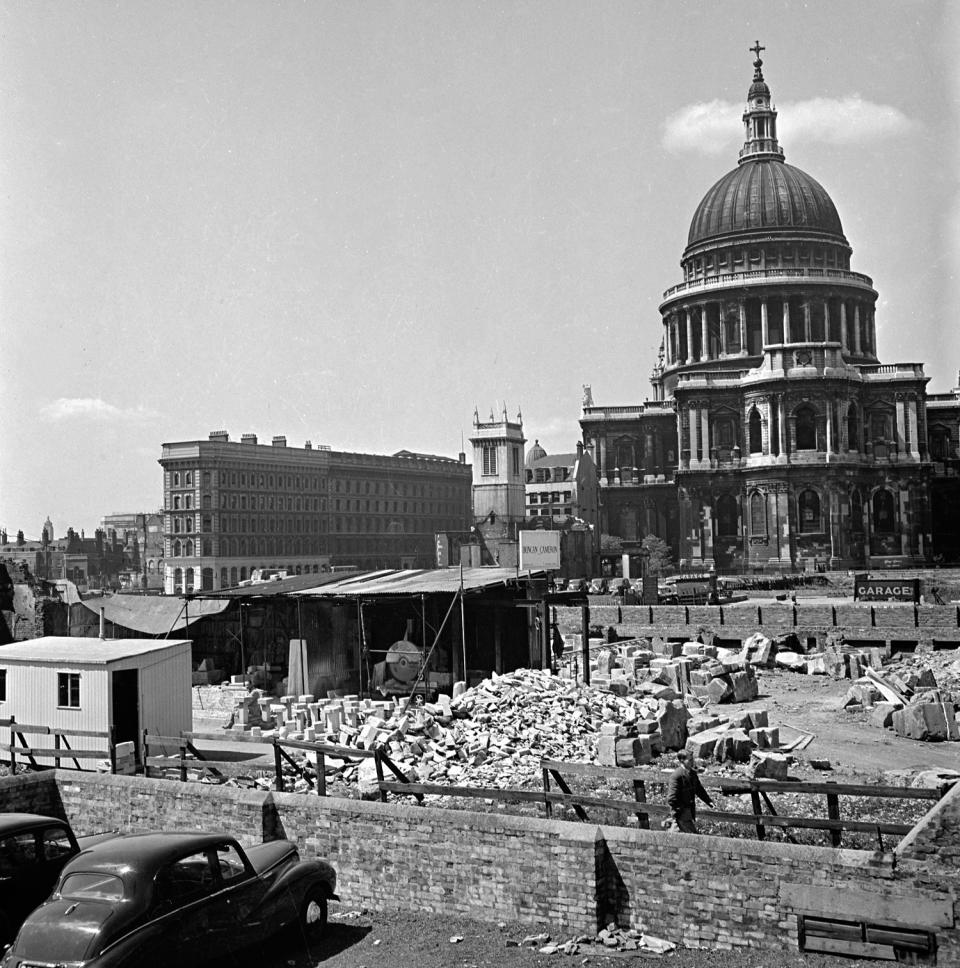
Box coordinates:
[2,0,958,537]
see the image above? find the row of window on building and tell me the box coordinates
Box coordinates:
[0,670,79,708]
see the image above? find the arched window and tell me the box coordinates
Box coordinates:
[850,490,864,532]
[239,567,247,582]
[749,491,766,535]
[797,489,821,532]
[220,567,228,588]
[202,540,212,556]
[873,489,896,534]
[185,517,193,533]
[795,406,817,450]
[173,540,182,557]
[173,567,182,590]
[230,567,238,586]
[847,405,860,451]
[185,472,193,486]
[174,518,181,534]
[185,567,195,592]
[185,540,194,557]
[201,568,214,591]
[185,494,192,509]
[173,495,181,510]
[748,409,762,454]
[202,495,211,509]
[716,494,738,537]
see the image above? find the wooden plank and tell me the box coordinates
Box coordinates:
[802,918,864,941]
[548,769,590,822]
[2,723,111,739]
[826,792,842,848]
[540,759,663,781]
[276,739,377,758]
[781,883,954,929]
[184,730,272,744]
[865,927,932,952]
[143,734,186,748]
[801,936,896,961]
[6,746,109,759]
[718,778,943,800]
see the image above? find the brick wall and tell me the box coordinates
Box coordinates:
[0,770,62,818]
[0,771,954,957]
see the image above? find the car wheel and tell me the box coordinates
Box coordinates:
[299,885,328,938]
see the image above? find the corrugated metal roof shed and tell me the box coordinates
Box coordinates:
[78,596,229,635]
[294,567,544,598]
[0,636,192,664]
[212,571,360,598]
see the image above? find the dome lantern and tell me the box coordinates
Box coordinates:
[739,41,784,164]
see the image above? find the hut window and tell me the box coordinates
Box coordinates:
[0,670,5,702]
[57,673,81,709]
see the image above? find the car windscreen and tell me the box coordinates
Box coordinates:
[61,871,125,900]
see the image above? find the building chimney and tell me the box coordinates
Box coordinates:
[99,606,106,639]
[271,435,287,447]
[576,441,584,458]
[304,440,313,450]
[241,434,258,445]
[208,430,229,442]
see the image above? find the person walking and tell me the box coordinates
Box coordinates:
[667,750,713,833]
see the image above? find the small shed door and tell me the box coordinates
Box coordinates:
[112,669,140,756]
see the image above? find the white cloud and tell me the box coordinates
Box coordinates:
[40,397,158,422]
[662,96,917,155]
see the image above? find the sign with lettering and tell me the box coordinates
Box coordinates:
[853,575,920,603]
[519,531,561,571]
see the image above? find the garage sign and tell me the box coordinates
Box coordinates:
[519,531,561,571]
[853,575,920,603]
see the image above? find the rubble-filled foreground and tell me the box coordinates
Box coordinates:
[195,632,960,798]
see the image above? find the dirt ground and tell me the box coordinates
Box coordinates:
[219,910,894,968]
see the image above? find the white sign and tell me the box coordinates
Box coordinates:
[519,531,561,570]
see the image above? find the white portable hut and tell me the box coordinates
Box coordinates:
[0,637,192,765]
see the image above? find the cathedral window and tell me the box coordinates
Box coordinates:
[873,489,896,534]
[748,409,763,454]
[749,492,766,535]
[795,406,817,450]
[797,490,821,533]
[929,426,951,461]
[850,490,864,532]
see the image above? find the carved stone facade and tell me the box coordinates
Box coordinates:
[582,51,960,571]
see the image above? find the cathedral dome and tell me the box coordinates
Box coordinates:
[686,160,846,249]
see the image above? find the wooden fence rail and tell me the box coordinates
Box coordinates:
[0,717,115,773]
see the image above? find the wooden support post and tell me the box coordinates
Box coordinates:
[751,790,765,840]
[581,605,590,686]
[316,750,326,797]
[550,769,590,822]
[274,741,284,792]
[542,766,553,819]
[633,779,649,829]
[826,788,842,847]
[109,726,117,775]
[374,749,387,803]
[178,740,187,783]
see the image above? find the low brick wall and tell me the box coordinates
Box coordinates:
[0,770,62,818]
[0,771,955,957]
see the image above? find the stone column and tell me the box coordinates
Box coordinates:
[782,299,791,343]
[895,397,906,455]
[908,398,920,459]
[739,300,748,353]
[840,300,848,351]
[686,309,694,364]
[803,299,812,342]
[854,304,862,354]
[899,489,909,557]
[700,407,710,467]
[825,398,833,459]
[778,396,788,460]
[599,437,608,485]
[823,299,831,342]
[689,405,700,466]
[700,306,709,361]
[719,304,728,356]
[760,299,769,347]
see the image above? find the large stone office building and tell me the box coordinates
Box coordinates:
[159,431,472,593]
[582,48,960,572]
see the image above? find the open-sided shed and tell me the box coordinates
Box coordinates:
[0,637,192,763]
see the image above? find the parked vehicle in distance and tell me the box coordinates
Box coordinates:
[0,813,114,944]
[567,577,588,592]
[588,577,609,595]
[609,577,631,595]
[657,585,680,605]
[1,831,338,968]
[550,577,568,592]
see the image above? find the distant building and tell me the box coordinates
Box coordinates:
[468,405,526,567]
[100,512,165,591]
[0,527,124,592]
[159,431,472,593]
[524,440,599,529]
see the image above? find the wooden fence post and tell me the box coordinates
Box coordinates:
[633,779,648,829]
[750,790,765,840]
[374,749,387,803]
[273,741,283,792]
[316,750,326,797]
[826,785,842,847]
[581,605,590,685]
[178,738,187,783]
[109,726,117,775]
[542,766,553,819]
[8,716,15,775]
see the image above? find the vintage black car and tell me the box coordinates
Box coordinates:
[1,830,337,968]
[0,813,106,945]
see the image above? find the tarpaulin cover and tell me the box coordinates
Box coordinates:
[79,595,230,635]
